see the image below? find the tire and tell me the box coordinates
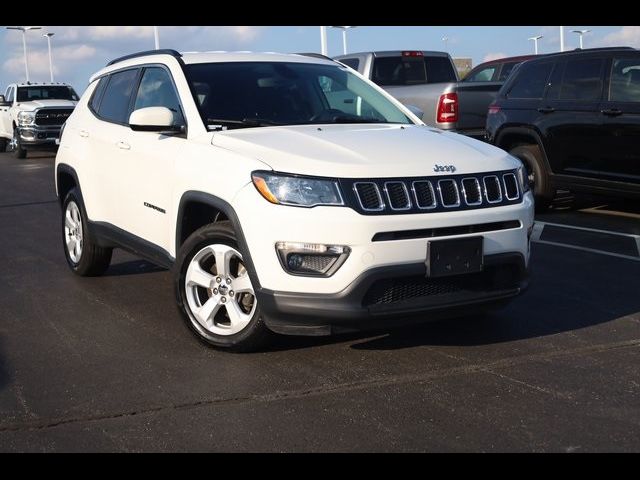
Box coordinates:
[509,144,552,212]
[61,188,113,276]
[0,138,7,152]
[12,128,26,159]
[174,221,272,352]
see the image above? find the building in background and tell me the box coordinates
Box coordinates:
[453,58,473,79]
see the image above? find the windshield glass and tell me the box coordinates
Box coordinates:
[17,86,79,102]
[184,61,412,129]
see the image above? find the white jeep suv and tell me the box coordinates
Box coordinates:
[55,49,534,351]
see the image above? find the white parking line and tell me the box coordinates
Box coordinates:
[532,221,640,261]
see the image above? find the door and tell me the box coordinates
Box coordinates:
[537,57,606,177]
[117,66,187,252]
[84,68,141,228]
[597,55,640,185]
[1,86,14,136]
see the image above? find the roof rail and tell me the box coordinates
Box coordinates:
[540,46,635,58]
[106,49,182,67]
[295,52,336,62]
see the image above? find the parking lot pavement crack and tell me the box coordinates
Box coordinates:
[0,338,638,434]
[478,368,573,400]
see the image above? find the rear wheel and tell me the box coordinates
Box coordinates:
[175,222,272,352]
[10,128,27,159]
[61,188,112,276]
[509,144,552,212]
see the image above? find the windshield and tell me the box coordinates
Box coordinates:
[184,61,413,129]
[17,86,79,102]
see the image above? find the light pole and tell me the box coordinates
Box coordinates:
[442,36,449,52]
[153,26,160,50]
[319,26,328,56]
[571,29,590,49]
[6,26,42,82]
[559,26,565,52]
[528,35,543,55]
[43,32,55,82]
[331,26,357,55]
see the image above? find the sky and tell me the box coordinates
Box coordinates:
[2,26,639,95]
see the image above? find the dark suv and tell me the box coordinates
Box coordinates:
[486,47,640,209]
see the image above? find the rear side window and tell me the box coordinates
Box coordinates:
[340,58,360,71]
[465,66,497,82]
[507,61,553,99]
[559,58,604,101]
[89,77,108,112]
[97,69,139,124]
[609,57,640,103]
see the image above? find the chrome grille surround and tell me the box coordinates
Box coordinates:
[437,179,460,208]
[353,182,385,212]
[483,175,503,204]
[411,181,437,210]
[383,181,412,211]
[461,177,482,206]
[502,173,520,201]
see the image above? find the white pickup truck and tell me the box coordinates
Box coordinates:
[0,82,79,158]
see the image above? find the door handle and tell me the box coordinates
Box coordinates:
[79,129,89,137]
[537,107,555,114]
[116,141,130,150]
[601,108,623,117]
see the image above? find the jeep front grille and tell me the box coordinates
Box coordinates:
[341,169,522,215]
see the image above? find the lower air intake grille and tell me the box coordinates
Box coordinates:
[362,264,521,307]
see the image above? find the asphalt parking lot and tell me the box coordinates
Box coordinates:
[0,151,639,452]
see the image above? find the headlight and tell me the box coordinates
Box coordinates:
[252,171,344,207]
[17,111,36,126]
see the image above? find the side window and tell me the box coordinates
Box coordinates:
[89,77,108,113]
[609,57,640,103]
[340,58,360,71]
[498,62,519,81]
[133,67,184,125]
[97,69,139,124]
[507,62,553,99]
[465,66,497,82]
[545,62,565,100]
[559,58,604,101]
[6,87,15,103]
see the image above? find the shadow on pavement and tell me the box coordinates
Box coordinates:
[0,335,12,391]
[104,259,166,277]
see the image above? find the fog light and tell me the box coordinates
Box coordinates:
[20,130,35,140]
[276,242,351,277]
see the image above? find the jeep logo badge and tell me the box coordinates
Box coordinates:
[433,164,457,173]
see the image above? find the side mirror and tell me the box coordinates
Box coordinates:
[0,95,9,107]
[129,107,183,133]
[405,104,424,120]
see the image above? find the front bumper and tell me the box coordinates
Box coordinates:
[18,126,61,148]
[257,252,529,335]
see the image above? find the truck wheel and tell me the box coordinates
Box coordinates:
[62,188,113,276]
[509,145,552,212]
[11,128,27,159]
[175,221,272,352]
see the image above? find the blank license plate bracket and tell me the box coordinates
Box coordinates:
[426,237,483,278]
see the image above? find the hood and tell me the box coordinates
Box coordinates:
[211,124,518,178]
[16,99,77,110]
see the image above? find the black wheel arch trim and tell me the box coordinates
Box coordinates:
[495,126,553,174]
[56,163,82,205]
[176,191,262,289]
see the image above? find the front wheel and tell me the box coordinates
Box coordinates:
[509,144,552,212]
[10,128,27,159]
[174,222,272,352]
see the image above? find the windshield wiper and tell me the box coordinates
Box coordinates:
[206,118,283,130]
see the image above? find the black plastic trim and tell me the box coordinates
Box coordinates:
[372,220,522,242]
[90,221,174,269]
[106,49,182,67]
[176,191,262,289]
[257,252,528,333]
[55,163,81,203]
